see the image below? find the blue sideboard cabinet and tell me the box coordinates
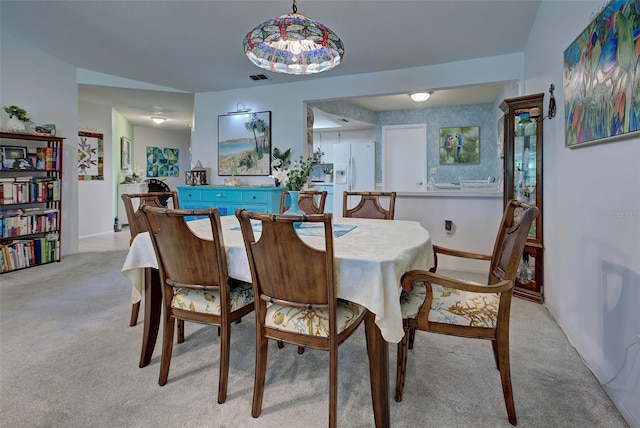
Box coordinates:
[177,186,283,216]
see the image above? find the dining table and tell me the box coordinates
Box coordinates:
[122,214,433,428]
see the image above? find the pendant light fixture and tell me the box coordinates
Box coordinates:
[243,0,344,75]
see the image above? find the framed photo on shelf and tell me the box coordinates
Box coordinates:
[218,111,271,176]
[121,137,131,169]
[16,158,34,170]
[1,145,27,169]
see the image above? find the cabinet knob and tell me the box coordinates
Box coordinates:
[252,196,256,199]
[188,193,192,197]
[216,194,224,198]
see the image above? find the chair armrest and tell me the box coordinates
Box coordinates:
[401,270,512,294]
[433,245,492,261]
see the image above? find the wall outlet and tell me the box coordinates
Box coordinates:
[445,220,453,231]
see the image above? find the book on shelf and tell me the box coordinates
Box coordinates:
[35,148,46,170]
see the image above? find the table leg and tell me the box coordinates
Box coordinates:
[364,311,390,428]
[139,267,161,368]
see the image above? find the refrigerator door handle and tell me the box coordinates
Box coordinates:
[349,157,354,191]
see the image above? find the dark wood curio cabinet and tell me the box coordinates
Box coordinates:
[500,94,544,303]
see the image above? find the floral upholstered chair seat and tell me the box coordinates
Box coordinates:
[171,281,254,315]
[265,299,365,336]
[400,282,500,328]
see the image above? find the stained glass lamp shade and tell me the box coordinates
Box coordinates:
[243,2,344,75]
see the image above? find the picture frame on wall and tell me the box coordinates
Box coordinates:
[439,126,480,164]
[218,111,271,176]
[79,131,105,180]
[121,137,131,169]
[1,145,27,169]
[563,0,640,148]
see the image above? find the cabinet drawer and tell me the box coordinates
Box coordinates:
[179,188,202,202]
[242,191,268,204]
[202,190,242,203]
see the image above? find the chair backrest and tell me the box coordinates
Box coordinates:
[343,191,396,219]
[236,209,335,308]
[141,206,230,296]
[487,199,539,285]
[147,179,172,206]
[279,190,328,214]
[121,191,178,245]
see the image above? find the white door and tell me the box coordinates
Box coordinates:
[382,124,427,191]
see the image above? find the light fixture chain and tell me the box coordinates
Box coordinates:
[292,0,297,14]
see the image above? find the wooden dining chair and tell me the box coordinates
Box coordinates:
[343,191,396,219]
[236,209,368,428]
[279,190,328,214]
[141,206,254,403]
[121,191,179,327]
[395,200,538,426]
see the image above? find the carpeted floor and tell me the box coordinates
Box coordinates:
[0,251,629,427]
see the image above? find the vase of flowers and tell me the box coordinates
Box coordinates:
[3,105,30,132]
[270,147,292,187]
[270,149,322,215]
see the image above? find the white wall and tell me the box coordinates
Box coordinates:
[525,2,640,425]
[131,126,191,191]
[78,100,114,238]
[0,32,79,254]
[395,194,503,272]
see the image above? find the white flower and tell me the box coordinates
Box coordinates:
[270,169,288,183]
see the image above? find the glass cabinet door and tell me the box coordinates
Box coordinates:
[500,93,544,303]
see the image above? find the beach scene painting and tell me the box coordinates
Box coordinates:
[218,111,271,175]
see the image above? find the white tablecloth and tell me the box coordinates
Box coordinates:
[122,215,433,343]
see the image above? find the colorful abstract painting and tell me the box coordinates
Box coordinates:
[439,126,480,164]
[563,0,640,147]
[146,146,179,177]
[78,130,104,180]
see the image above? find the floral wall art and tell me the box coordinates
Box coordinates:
[563,0,640,147]
[146,146,180,177]
[78,130,104,180]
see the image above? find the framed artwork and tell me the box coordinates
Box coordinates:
[439,126,480,164]
[563,0,640,148]
[146,146,180,177]
[121,137,131,169]
[1,145,27,169]
[78,131,104,180]
[218,111,271,176]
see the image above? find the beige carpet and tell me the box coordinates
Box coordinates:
[0,251,628,427]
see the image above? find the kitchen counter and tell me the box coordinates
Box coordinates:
[398,190,502,198]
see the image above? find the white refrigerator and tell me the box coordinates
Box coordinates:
[332,142,375,218]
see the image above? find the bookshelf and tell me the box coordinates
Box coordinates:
[0,132,64,273]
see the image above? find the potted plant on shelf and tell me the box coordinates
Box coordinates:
[2,105,31,132]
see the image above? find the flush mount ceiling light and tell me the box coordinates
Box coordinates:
[410,92,432,102]
[243,0,344,75]
[151,116,166,124]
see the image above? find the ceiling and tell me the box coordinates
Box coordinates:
[1,1,541,131]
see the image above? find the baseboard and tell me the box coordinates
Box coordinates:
[79,231,119,240]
